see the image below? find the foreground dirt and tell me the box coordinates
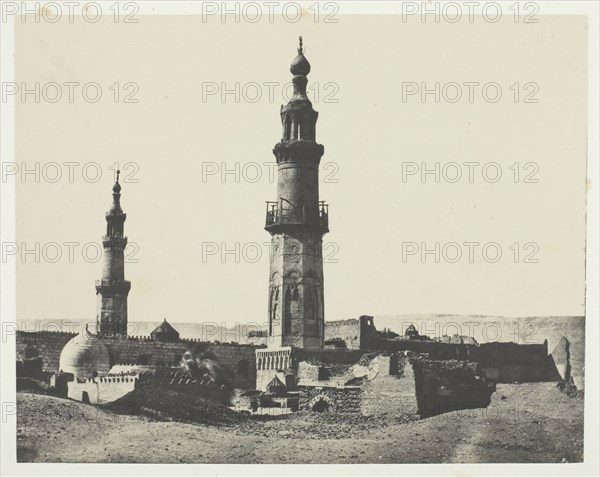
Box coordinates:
[17,382,583,463]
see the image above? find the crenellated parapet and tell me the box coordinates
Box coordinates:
[16,330,263,389]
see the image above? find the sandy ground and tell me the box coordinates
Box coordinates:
[17,382,583,464]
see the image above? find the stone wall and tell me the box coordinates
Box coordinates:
[16,329,579,391]
[67,375,137,404]
[255,346,367,391]
[379,338,479,359]
[298,386,362,413]
[297,356,419,418]
[324,316,378,350]
[411,356,496,418]
[296,361,321,383]
[378,339,562,385]
[477,342,553,383]
[137,371,231,403]
[67,370,231,405]
[495,364,555,382]
[293,347,366,365]
[477,341,548,366]
[16,331,75,371]
[16,331,261,389]
[359,355,419,419]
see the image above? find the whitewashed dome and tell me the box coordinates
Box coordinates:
[59,325,111,379]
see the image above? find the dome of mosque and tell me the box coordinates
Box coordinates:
[59,326,111,379]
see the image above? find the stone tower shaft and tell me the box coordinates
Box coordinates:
[96,170,131,336]
[264,37,328,349]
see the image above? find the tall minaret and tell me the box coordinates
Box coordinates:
[264,37,328,349]
[96,170,131,336]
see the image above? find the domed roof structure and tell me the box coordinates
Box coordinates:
[59,325,111,379]
[290,36,311,76]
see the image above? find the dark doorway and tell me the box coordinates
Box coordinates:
[312,398,330,413]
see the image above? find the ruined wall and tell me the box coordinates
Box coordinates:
[411,357,496,418]
[477,342,553,383]
[16,331,261,389]
[296,362,321,383]
[296,356,419,418]
[478,341,548,365]
[298,387,362,413]
[378,339,560,385]
[359,355,419,419]
[255,346,366,391]
[324,316,378,350]
[325,319,359,348]
[378,338,479,359]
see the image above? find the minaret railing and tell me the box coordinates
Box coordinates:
[265,201,328,230]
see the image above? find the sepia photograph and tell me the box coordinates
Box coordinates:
[0,1,598,476]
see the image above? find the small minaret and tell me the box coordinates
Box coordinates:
[96,170,131,336]
[264,37,328,348]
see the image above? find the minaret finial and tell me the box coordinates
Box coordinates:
[291,36,310,76]
[112,170,122,194]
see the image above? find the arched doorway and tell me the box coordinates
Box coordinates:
[312,398,330,412]
[309,394,335,413]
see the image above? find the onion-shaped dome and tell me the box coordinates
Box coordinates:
[108,170,123,214]
[59,325,111,379]
[290,36,311,76]
[291,53,310,76]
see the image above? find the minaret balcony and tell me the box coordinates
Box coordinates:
[265,201,329,234]
[102,235,128,248]
[95,279,131,295]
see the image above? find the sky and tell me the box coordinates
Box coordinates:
[13,14,587,326]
